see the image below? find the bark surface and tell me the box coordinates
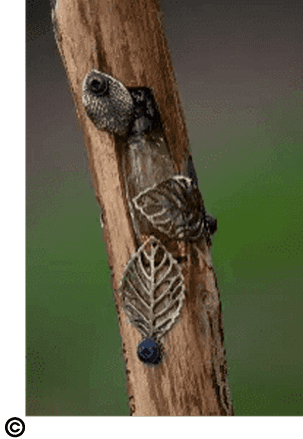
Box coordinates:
[52,0,234,415]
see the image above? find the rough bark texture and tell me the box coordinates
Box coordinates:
[51,0,234,415]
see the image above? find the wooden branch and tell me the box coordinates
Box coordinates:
[51,0,234,416]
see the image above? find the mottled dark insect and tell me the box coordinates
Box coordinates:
[82,70,216,364]
[82,69,216,243]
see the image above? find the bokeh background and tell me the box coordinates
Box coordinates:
[27,0,303,415]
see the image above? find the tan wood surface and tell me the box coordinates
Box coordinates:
[52,0,234,415]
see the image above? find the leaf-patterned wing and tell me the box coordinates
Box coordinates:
[119,236,185,340]
[132,176,206,241]
[82,69,134,136]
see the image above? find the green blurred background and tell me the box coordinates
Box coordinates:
[27,0,303,415]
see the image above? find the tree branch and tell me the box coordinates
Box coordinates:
[51,0,234,416]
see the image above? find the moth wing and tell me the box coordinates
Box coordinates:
[119,236,185,340]
[82,69,134,136]
[133,176,205,240]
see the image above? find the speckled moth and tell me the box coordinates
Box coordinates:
[82,69,217,364]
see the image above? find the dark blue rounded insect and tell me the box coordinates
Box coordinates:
[137,338,162,365]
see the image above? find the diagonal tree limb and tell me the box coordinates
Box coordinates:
[51,0,234,416]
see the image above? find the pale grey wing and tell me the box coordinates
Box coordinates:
[119,236,185,340]
[132,176,206,241]
[82,69,134,136]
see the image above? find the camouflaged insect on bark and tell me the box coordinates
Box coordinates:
[82,69,217,365]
